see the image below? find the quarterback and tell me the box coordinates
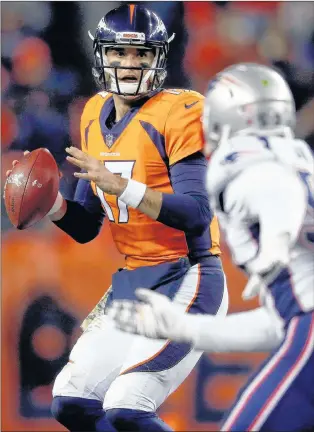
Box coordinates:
[5,4,228,432]
[108,64,314,431]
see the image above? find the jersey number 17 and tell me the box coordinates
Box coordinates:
[96,161,135,223]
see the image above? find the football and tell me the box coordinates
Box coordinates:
[4,148,60,230]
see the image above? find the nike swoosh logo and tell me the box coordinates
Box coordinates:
[185,101,199,109]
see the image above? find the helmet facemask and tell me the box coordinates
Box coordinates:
[92,41,168,97]
[233,101,296,139]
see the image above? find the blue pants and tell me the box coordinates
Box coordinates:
[221,311,314,431]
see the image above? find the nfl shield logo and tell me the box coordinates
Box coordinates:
[105,134,115,148]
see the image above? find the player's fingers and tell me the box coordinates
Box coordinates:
[65,146,86,160]
[6,169,12,177]
[12,160,19,167]
[66,155,86,169]
[23,150,30,156]
[73,171,94,181]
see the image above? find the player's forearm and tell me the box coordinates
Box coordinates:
[118,181,210,232]
[157,152,212,233]
[138,188,163,219]
[116,178,163,219]
[118,182,163,220]
[186,307,283,352]
[52,199,104,243]
[117,152,212,232]
[130,186,211,230]
[48,178,105,243]
[157,192,211,233]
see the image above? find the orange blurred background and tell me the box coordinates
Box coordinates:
[2,1,313,431]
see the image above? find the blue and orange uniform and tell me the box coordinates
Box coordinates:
[77,88,220,269]
[52,87,228,432]
[50,4,228,432]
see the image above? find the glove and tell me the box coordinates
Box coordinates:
[106,288,196,343]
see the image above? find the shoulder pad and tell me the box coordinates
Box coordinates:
[162,88,204,100]
[82,92,112,120]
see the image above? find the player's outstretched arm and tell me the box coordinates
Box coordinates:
[107,289,283,352]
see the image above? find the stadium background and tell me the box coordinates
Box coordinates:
[1,1,314,431]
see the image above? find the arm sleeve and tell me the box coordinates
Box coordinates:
[156,152,213,234]
[223,162,307,273]
[187,307,284,352]
[165,92,205,166]
[53,179,105,243]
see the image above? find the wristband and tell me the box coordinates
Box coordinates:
[48,193,64,216]
[118,179,147,208]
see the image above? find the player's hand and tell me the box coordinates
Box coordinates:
[4,150,65,219]
[65,147,127,195]
[5,150,30,179]
[3,151,30,199]
[106,288,195,343]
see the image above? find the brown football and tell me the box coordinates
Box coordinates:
[4,148,60,229]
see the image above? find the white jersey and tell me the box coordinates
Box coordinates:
[207,135,314,324]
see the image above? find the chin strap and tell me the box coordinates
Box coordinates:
[168,33,175,43]
[88,30,94,41]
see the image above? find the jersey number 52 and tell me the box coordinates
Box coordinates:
[96,161,135,223]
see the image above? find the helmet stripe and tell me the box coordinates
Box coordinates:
[129,4,135,24]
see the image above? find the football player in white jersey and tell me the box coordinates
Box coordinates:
[107,63,314,431]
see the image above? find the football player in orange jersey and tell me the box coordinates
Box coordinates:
[6,4,228,432]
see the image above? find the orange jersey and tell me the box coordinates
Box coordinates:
[80,89,220,269]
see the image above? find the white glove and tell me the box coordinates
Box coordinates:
[106,288,195,343]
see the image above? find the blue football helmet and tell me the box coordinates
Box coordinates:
[89,4,175,96]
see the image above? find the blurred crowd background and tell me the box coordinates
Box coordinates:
[2,2,314,431]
